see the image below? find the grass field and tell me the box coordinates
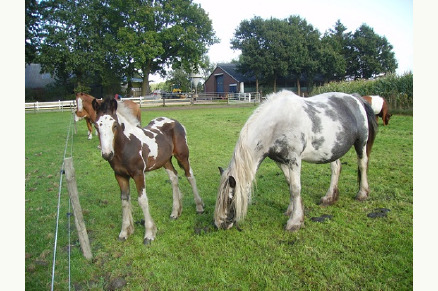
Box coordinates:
[25,104,413,290]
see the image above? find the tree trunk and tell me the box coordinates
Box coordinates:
[142,75,150,96]
[273,77,277,93]
[297,79,301,96]
[142,64,152,96]
[256,78,259,93]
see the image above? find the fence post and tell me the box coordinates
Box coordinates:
[64,157,93,260]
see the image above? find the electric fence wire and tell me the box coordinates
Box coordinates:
[51,111,75,291]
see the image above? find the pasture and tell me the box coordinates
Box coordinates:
[25,104,413,290]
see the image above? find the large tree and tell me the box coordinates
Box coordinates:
[231,16,266,93]
[284,15,321,95]
[232,15,321,95]
[31,0,217,97]
[319,20,349,82]
[36,0,120,94]
[113,0,218,95]
[346,24,398,79]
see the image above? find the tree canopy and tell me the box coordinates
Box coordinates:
[27,0,218,97]
[232,16,398,94]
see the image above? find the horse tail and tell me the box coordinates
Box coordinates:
[362,99,378,158]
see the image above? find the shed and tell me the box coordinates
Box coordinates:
[204,63,255,95]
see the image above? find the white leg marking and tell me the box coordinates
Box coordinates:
[285,160,304,231]
[356,149,369,200]
[138,189,157,241]
[186,168,204,213]
[119,199,134,240]
[320,159,341,205]
[166,169,183,219]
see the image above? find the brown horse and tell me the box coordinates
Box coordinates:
[75,93,142,139]
[362,95,392,126]
[92,98,204,244]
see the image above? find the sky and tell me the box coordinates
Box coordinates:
[170,0,413,80]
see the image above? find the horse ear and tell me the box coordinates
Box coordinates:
[218,167,224,175]
[228,176,236,188]
[92,99,99,111]
[110,98,118,112]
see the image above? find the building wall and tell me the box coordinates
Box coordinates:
[204,67,241,94]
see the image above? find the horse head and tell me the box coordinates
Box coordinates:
[214,167,238,229]
[92,98,121,161]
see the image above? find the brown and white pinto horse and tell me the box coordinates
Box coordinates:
[92,98,204,245]
[75,92,142,139]
[362,95,392,126]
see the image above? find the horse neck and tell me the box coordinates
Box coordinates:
[81,98,97,122]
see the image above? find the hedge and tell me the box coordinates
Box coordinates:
[310,72,413,111]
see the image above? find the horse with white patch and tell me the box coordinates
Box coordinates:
[362,95,391,126]
[214,91,378,232]
[92,98,204,244]
[75,92,142,139]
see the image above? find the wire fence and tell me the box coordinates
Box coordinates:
[51,111,75,290]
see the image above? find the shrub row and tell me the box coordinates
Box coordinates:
[311,72,413,111]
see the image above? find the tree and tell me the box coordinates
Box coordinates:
[346,24,398,79]
[25,0,39,65]
[284,16,321,95]
[232,15,322,95]
[319,20,348,82]
[113,0,218,95]
[36,0,120,95]
[232,17,269,93]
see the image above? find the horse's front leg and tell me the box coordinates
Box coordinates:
[320,159,341,205]
[285,160,305,232]
[133,173,157,245]
[115,174,134,241]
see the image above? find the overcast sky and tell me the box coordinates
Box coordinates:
[191,0,413,75]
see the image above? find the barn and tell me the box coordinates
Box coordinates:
[204,63,256,96]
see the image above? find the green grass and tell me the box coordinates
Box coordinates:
[25,106,413,290]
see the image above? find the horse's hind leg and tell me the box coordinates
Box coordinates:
[355,145,370,201]
[320,159,341,205]
[276,162,293,216]
[164,160,183,219]
[174,148,204,214]
[115,175,134,241]
[86,117,93,140]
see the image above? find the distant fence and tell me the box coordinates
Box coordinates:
[25,92,262,112]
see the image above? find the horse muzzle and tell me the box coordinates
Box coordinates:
[101,151,114,161]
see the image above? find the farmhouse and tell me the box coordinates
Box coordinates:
[204,63,256,96]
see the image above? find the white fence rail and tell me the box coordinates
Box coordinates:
[25,92,262,112]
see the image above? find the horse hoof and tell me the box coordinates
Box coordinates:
[355,195,368,201]
[143,238,153,245]
[196,210,205,215]
[285,224,302,232]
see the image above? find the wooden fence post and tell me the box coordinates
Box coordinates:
[64,157,92,260]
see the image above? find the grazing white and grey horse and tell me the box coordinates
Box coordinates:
[214,90,378,231]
